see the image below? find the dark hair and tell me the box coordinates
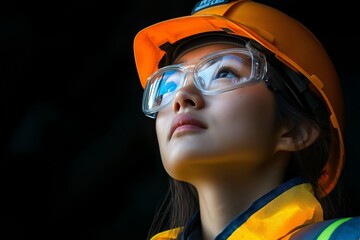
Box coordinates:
[268,67,350,220]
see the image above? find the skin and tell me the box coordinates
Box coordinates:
[155,43,319,240]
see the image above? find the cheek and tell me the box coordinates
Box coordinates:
[155,114,183,178]
[240,94,275,131]
[238,85,275,124]
[212,86,277,150]
[155,116,167,146]
[155,113,172,159]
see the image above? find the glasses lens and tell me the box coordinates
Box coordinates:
[142,48,266,118]
[194,50,260,94]
[142,67,185,117]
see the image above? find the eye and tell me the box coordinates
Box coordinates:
[211,55,252,84]
[214,67,238,80]
[210,62,244,86]
[195,53,254,92]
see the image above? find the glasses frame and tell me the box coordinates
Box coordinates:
[142,43,268,118]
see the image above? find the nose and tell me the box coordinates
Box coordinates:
[172,75,205,113]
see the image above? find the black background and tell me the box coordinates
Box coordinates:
[2,0,360,239]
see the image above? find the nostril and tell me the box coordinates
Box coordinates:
[186,99,196,107]
[174,101,180,112]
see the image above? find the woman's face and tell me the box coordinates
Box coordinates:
[155,43,283,182]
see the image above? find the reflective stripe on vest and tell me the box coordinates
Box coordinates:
[317,217,351,240]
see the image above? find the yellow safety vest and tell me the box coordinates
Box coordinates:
[150,178,360,239]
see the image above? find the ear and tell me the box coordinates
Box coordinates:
[274,122,320,152]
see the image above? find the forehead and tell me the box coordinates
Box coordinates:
[161,33,247,67]
[174,43,244,64]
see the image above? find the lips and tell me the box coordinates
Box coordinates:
[169,114,207,138]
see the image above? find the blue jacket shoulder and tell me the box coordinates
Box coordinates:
[290,216,360,240]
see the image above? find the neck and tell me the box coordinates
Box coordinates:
[193,161,286,240]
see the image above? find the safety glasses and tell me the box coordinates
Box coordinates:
[142,44,267,118]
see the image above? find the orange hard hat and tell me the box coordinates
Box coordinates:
[133,0,344,197]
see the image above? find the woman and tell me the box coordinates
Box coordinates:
[133,0,360,239]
